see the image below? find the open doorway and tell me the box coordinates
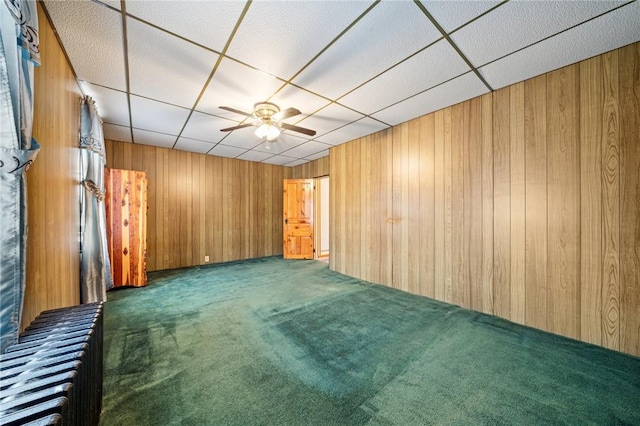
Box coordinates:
[314,176,329,261]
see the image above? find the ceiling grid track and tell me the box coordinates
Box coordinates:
[119,0,135,144]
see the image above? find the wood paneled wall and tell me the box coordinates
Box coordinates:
[105,141,291,271]
[330,42,640,357]
[290,156,329,178]
[23,4,83,328]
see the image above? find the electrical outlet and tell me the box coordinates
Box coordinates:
[204,256,210,262]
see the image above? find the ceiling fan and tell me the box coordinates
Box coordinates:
[219,102,316,144]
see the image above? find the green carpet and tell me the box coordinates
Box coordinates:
[100,256,640,425]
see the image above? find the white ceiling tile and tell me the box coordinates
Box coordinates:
[262,155,297,166]
[372,72,489,126]
[103,124,131,143]
[209,144,246,158]
[227,2,371,79]
[80,82,130,126]
[305,150,330,161]
[339,39,470,115]
[196,59,284,116]
[44,0,126,90]
[316,117,389,146]
[216,128,262,150]
[284,159,309,167]
[293,1,441,100]
[253,133,306,155]
[130,96,191,135]
[270,85,332,123]
[237,150,274,162]
[125,1,245,52]
[480,2,640,90]
[127,18,219,107]
[133,129,177,148]
[174,137,215,154]
[452,1,623,67]
[181,111,235,143]
[96,0,120,10]
[421,1,502,33]
[283,141,332,159]
[296,103,364,140]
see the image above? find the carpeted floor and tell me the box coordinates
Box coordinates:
[100,256,640,425]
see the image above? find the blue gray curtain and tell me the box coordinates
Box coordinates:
[0,0,40,353]
[80,96,113,303]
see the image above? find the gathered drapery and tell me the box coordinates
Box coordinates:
[80,96,113,303]
[0,0,40,353]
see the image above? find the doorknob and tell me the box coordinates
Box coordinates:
[284,218,288,224]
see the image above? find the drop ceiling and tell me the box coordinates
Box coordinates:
[43,0,640,167]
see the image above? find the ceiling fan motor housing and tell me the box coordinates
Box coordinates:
[254,102,280,119]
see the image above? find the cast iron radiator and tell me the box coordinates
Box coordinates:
[0,302,103,425]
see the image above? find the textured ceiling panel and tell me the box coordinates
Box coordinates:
[96,0,120,11]
[208,144,246,158]
[80,82,130,126]
[227,1,371,79]
[127,18,219,107]
[339,39,470,115]
[237,150,274,162]
[216,128,262,150]
[44,0,126,90]
[293,1,441,100]
[453,1,623,67]
[180,111,233,144]
[130,96,191,135]
[125,1,245,52]
[133,129,177,148]
[420,0,503,32]
[305,149,330,161]
[196,58,284,116]
[253,133,306,155]
[282,141,333,159]
[270,85,331,123]
[316,117,389,146]
[480,1,640,90]
[174,137,215,154]
[372,72,489,126]
[103,124,131,143]
[263,155,298,166]
[296,103,364,140]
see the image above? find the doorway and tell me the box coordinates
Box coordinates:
[314,176,329,261]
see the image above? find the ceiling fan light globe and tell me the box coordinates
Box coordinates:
[255,123,280,141]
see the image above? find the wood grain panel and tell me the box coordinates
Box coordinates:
[481,93,494,315]
[579,55,604,346]
[465,97,484,312]
[619,43,640,356]
[510,83,526,324]
[419,115,436,298]
[392,123,410,291]
[450,103,466,307]
[434,110,446,301]
[600,50,620,351]
[24,4,82,328]
[524,74,548,330]
[547,64,581,340]
[290,156,329,179]
[493,87,512,319]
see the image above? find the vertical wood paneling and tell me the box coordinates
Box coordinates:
[619,43,640,356]
[547,65,581,340]
[392,123,410,291]
[450,104,466,307]
[510,83,526,324]
[443,108,453,303]
[465,97,484,312]
[481,93,494,315]
[580,55,604,346]
[493,88,512,318]
[434,110,446,301]
[524,74,548,330]
[24,4,82,328]
[600,51,620,351]
[420,115,436,298]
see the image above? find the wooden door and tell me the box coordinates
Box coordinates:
[105,168,148,287]
[283,179,314,259]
